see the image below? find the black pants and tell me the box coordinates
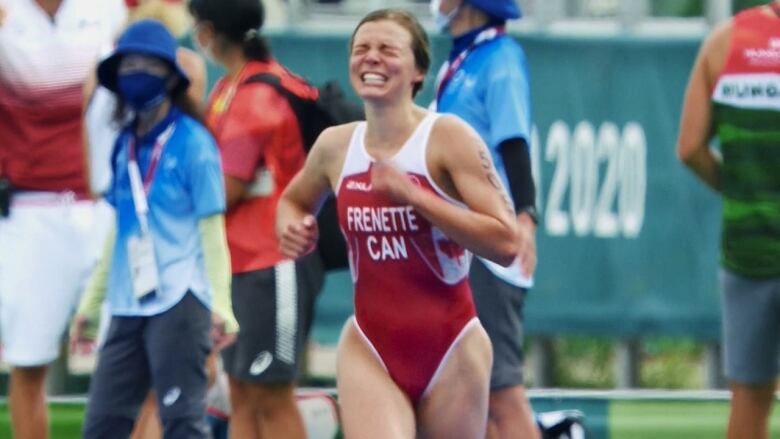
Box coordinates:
[83,292,212,439]
[222,253,323,384]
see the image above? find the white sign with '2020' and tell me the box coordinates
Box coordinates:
[530,121,647,239]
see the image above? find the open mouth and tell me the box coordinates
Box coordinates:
[361,72,388,85]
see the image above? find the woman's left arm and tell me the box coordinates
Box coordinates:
[199,214,238,350]
[187,127,238,349]
[371,116,519,266]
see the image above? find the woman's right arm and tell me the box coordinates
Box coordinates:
[276,127,341,259]
[676,20,731,192]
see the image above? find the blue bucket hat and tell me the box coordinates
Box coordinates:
[465,0,522,20]
[97,19,190,94]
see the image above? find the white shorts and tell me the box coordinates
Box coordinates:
[0,192,112,366]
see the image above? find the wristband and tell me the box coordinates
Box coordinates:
[518,205,539,225]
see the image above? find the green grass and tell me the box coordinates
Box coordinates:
[610,400,780,439]
[0,403,85,439]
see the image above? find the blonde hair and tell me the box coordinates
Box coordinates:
[128,0,191,38]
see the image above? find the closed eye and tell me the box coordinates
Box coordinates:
[380,44,401,56]
[381,48,400,57]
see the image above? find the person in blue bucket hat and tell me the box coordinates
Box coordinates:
[431,0,521,26]
[82,19,238,439]
[430,1,541,438]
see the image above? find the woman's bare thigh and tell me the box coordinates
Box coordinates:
[416,322,492,439]
[337,318,416,439]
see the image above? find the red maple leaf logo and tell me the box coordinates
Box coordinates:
[436,238,465,260]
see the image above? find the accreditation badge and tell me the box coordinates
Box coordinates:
[127,233,159,299]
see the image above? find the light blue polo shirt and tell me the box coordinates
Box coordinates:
[106,107,226,316]
[436,32,533,288]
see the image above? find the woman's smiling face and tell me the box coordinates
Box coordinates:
[349,19,425,104]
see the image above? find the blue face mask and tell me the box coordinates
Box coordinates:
[117,72,169,112]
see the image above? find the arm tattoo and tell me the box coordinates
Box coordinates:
[478,148,515,217]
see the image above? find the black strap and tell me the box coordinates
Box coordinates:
[244,72,280,85]
[242,72,319,149]
[243,72,299,102]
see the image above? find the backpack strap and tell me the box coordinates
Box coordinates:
[243,72,302,104]
[243,69,318,100]
[242,72,320,152]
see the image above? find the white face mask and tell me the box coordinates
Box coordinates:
[194,24,217,64]
[430,0,460,32]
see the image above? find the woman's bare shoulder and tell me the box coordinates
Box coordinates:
[306,121,363,184]
[429,113,484,158]
[314,121,362,156]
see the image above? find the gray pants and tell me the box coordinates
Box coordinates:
[469,259,527,390]
[83,292,212,439]
[721,268,780,384]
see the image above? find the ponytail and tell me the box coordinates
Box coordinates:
[243,27,270,62]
